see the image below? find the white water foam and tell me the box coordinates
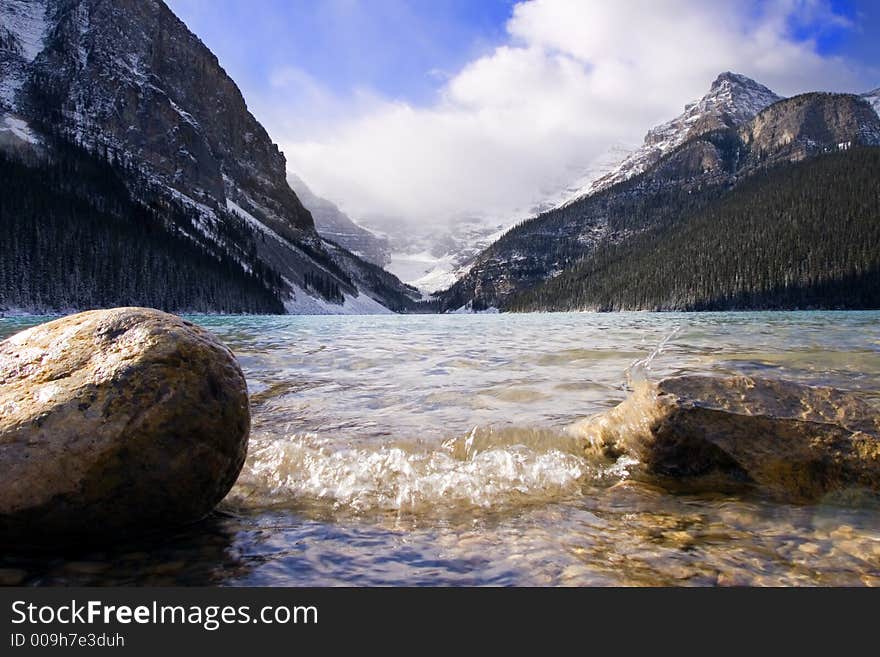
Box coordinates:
[228,329,695,516]
[230,426,606,514]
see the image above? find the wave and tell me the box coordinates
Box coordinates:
[225,331,690,516]
[227,425,636,515]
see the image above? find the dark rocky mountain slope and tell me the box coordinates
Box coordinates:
[0,0,419,313]
[509,147,880,311]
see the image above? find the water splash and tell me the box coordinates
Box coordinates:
[229,426,613,515]
[625,325,683,388]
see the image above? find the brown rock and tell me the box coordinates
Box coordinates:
[0,568,27,586]
[742,92,880,164]
[0,308,249,544]
[581,375,880,502]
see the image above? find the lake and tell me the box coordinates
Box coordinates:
[2,311,880,585]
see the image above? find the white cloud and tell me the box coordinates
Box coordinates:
[263,0,871,228]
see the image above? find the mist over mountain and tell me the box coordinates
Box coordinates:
[287,172,391,268]
[558,72,783,203]
[337,72,877,297]
[863,88,880,115]
[437,73,880,312]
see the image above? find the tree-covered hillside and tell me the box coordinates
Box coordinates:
[0,139,287,313]
[507,147,880,312]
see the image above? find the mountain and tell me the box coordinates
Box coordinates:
[368,74,880,297]
[0,0,420,314]
[361,217,508,295]
[437,73,880,312]
[508,147,880,312]
[861,87,879,117]
[287,173,391,267]
[744,92,880,162]
[560,72,783,204]
[0,139,289,313]
[393,72,781,297]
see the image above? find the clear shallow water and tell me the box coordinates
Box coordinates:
[2,311,880,586]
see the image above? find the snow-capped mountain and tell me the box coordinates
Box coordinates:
[363,72,876,297]
[864,88,880,116]
[372,220,509,295]
[438,76,880,312]
[0,0,420,314]
[558,72,783,205]
[384,71,786,295]
[287,173,391,267]
[385,73,781,295]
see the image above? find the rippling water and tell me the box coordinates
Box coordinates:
[2,311,880,586]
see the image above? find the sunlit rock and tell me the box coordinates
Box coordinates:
[580,375,880,502]
[0,308,249,544]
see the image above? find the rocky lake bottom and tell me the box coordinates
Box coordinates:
[2,311,879,586]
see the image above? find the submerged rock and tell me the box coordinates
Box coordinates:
[581,376,880,502]
[0,308,249,544]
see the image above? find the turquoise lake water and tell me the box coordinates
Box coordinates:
[2,311,879,585]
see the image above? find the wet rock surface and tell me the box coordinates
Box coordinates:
[0,308,250,544]
[582,375,880,502]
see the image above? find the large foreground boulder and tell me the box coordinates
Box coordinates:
[0,308,249,544]
[581,376,880,502]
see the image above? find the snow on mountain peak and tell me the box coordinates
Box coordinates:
[702,71,784,125]
[711,71,769,91]
[863,88,880,117]
[558,72,783,206]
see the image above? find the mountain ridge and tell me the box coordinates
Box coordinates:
[438,73,880,312]
[287,173,392,267]
[508,146,880,312]
[863,88,880,115]
[558,72,783,205]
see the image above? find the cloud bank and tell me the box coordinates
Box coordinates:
[262,0,873,228]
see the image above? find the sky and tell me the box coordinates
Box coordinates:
[167,0,880,229]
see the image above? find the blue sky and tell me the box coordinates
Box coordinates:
[836,0,880,73]
[169,0,878,106]
[166,0,880,225]
[169,0,518,106]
